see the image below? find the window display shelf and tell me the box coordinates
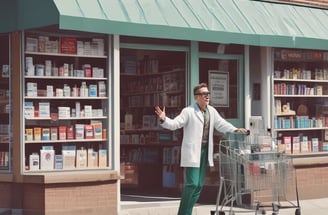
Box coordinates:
[23,31,110,172]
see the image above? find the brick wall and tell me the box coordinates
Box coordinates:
[0,182,11,208]
[295,166,328,199]
[23,181,118,215]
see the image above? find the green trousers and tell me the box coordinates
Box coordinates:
[177,145,208,215]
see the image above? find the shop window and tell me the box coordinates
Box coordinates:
[0,34,11,171]
[199,57,241,120]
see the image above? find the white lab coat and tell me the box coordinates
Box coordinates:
[161,103,237,167]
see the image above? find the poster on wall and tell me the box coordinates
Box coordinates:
[208,70,229,107]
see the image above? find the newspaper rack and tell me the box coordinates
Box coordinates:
[211,133,301,215]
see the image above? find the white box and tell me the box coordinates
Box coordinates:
[98,149,107,168]
[39,102,50,117]
[84,105,92,117]
[46,85,53,97]
[87,148,98,168]
[76,148,87,168]
[58,107,70,118]
[26,82,37,97]
[40,149,55,170]
[24,102,35,117]
[62,145,76,169]
[29,153,40,171]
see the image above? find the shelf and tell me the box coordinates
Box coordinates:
[274,95,328,97]
[22,170,119,184]
[25,51,107,59]
[25,76,107,80]
[25,116,107,120]
[275,112,296,116]
[275,127,328,131]
[274,78,328,83]
[120,143,180,147]
[24,96,108,100]
[25,138,106,144]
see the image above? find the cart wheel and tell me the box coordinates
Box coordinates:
[295,208,301,215]
[262,210,266,215]
[272,213,277,215]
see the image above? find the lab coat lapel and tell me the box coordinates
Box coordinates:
[194,103,204,123]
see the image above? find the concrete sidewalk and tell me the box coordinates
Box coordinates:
[119,195,328,215]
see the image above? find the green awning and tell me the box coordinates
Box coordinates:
[5,0,328,50]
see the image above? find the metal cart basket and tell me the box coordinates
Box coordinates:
[211,136,300,215]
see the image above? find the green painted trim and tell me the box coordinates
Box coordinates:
[120,43,189,52]
[58,15,328,51]
[189,41,199,105]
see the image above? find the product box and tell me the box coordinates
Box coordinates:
[62,145,76,169]
[58,126,67,140]
[25,128,33,141]
[58,107,70,118]
[41,128,50,140]
[125,114,133,129]
[98,81,106,97]
[29,153,40,171]
[75,124,85,139]
[312,138,319,152]
[292,136,300,154]
[50,127,58,140]
[301,136,309,153]
[66,125,74,140]
[87,148,98,168]
[55,154,63,169]
[84,124,94,139]
[39,102,50,117]
[84,105,92,117]
[24,102,35,117]
[89,84,97,97]
[91,120,102,139]
[60,37,77,54]
[40,149,55,170]
[283,136,292,154]
[76,148,87,168]
[34,127,42,141]
[98,149,107,168]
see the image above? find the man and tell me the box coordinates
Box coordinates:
[155,83,247,215]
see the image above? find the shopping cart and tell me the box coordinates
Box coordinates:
[211,134,301,215]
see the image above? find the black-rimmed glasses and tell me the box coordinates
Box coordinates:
[195,92,210,96]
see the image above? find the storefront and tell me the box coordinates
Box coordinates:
[1,0,328,214]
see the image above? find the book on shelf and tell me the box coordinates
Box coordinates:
[301,136,309,153]
[312,138,319,152]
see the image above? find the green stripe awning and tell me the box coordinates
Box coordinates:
[5,0,328,49]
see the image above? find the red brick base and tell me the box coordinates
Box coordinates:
[23,181,118,215]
